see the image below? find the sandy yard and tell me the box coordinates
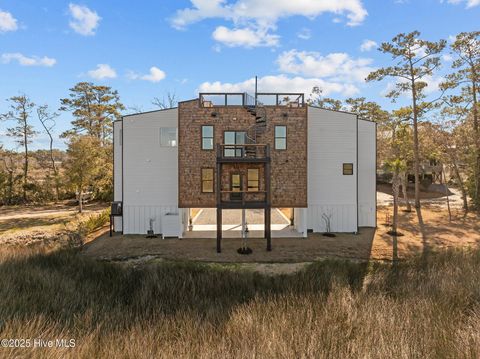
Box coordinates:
[82,202,480,263]
[1,192,479,265]
[0,201,108,246]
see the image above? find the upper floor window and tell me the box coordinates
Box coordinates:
[343,163,354,175]
[202,125,214,150]
[160,128,177,147]
[275,125,287,150]
[224,131,246,157]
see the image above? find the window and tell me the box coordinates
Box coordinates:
[201,168,214,193]
[224,131,246,157]
[160,128,177,147]
[275,126,287,150]
[247,169,259,192]
[202,126,214,150]
[343,163,354,175]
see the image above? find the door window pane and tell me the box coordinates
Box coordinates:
[247,169,259,192]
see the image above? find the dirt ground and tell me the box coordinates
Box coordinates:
[81,201,480,263]
[0,201,108,245]
[1,194,479,264]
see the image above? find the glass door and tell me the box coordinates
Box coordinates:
[230,173,242,201]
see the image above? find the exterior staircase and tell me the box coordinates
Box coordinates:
[244,103,267,158]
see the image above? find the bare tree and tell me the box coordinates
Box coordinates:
[37,105,60,201]
[152,92,178,109]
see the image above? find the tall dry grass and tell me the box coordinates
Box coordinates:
[1,248,480,358]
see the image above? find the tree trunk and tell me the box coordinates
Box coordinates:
[401,172,412,212]
[78,190,83,213]
[471,78,480,210]
[392,170,401,234]
[49,138,59,202]
[441,165,452,222]
[452,160,468,212]
[409,57,421,209]
[23,123,28,202]
[7,169,14,205]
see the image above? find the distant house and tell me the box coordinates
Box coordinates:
[112,91,376,252]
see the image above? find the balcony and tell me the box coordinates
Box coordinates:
[216,144,270,163]
[219,191,268,208]
[199,92,305,108]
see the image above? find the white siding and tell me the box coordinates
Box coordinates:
[113,121,123,231]
[293,208,308,237]
[358,120,376,227]
[307,107,358,232]
[122,109,181,235]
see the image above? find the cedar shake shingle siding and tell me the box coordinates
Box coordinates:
[178,99,307,208]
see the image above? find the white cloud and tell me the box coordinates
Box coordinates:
[198,75,360,97]
[87,64,117,79]
[1,53,56,67]
[128,67,166,83]
[171,0,367,47]
[360,39,377,52]
[443,0,480,8]
[277,49,374,83]
[68,3,101,36]
[212,26,279,47]
[141,67,166,82]
[297,28,311,40]
[0,9,18,33]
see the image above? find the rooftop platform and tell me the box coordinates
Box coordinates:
[199,92,305,108]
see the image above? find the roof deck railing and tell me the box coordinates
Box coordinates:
[199,92,304,108]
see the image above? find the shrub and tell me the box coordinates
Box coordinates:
[68,209,110,247]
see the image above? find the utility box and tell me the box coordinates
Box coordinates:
[111,201,123,216]
[161,213,180,239]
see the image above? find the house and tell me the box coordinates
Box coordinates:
[112,91,376,252]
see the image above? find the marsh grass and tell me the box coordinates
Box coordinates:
[1,247,480,358]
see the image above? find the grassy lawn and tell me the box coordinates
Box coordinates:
[0,213,75,235]
[1,246,480,358]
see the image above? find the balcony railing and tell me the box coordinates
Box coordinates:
[220,191,267,205]
[216,144,269,161]
[256,93,305,107]
[199,92,305,108]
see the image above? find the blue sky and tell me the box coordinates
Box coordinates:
[0,0,479,150]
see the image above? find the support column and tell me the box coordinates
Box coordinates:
[265,207,271,251]
[241,208,246,239]
[265,144,272,251]
[216,207,222,253]
[216,149,222,253]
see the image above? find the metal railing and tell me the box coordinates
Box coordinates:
[256,93,304,107]
[220,190,267,205]
[216,144,269,160]
[199,92,305,108]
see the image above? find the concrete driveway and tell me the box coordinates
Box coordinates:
[193,208,288,225]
